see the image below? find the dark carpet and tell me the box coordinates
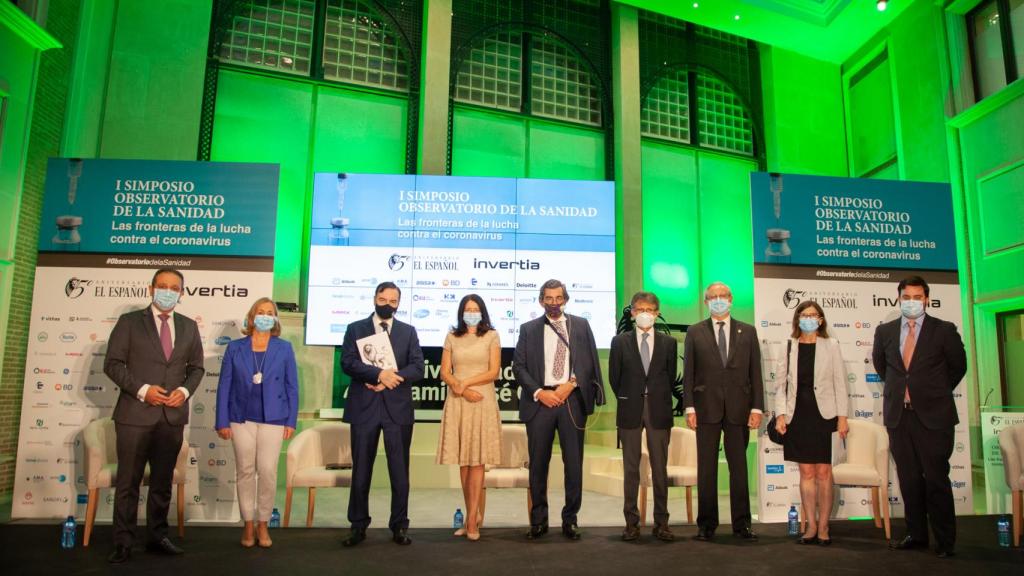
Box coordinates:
[2,515,1021,576]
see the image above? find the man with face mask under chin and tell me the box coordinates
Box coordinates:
[513,279,603,541]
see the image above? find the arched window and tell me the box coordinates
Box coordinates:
[453,30,523,110]
[322,0,410,91]
[640,68,690,143]
[695,72,753,156]
[530,37,601,126]
[219,0,317,76]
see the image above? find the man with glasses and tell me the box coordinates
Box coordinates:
[609,291,678,542]
[513,279,603,541]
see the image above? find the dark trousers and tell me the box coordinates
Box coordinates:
[113,418,183,546]
[620,397,670,527]
[526,391,586,527]
[696,421,751,532]
[347,399,413,532]
[889,409,956,550]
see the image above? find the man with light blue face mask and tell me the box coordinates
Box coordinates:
[872,275,966,559]
[104,268,205,563]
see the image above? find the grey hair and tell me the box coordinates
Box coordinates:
[538,279,569,302]
[703,282,732,301]
[630,291,660,309]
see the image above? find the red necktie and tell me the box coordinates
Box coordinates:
[902,320,916,402]
[159,313,173,361]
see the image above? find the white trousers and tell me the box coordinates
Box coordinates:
[230,421,284,522]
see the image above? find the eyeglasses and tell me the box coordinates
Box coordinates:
[633,308,658,314]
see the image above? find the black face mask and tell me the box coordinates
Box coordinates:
[375,304,396,319]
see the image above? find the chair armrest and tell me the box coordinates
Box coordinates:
[999,429,1023,490]
[82,421,108,489]
[286,429,322,486]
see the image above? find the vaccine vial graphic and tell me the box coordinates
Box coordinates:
[52,159,84,251]
[329,172,350,246]
[765,173,791,263]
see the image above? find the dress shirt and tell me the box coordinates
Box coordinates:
[533,315,573,401]
[136,305,191,402]
[900,313,925,353]
[685,314,761,415]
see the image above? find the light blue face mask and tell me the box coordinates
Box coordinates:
[708,298,731,316]
[900,299,925,319]
[463,312,482,327]
[799,317,820,333]
[253,314,277,332]
[153,288,179,311]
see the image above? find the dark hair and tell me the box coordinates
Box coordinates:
[897,275,929,298]
[151,268,184,287]
[375,281,401,298]
[630,291,660,310]
[790,301,829,339]
[538,279,569,302]
[452,294,493,337]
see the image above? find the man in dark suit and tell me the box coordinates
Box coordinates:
[514,279,603,540]
[609,291,677,542]
[682,281,763,542]
[341,281,424,547]
[872,275,966,558]
[103,268,205,564]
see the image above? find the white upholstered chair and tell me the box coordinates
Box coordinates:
[284,422,352,527]
[82,418,189,546]
[831,419,891,539]
[479,424,531,526]
[998,422,1024,547]
[639,426,698,526]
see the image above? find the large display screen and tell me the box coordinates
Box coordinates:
[305,174,616,348]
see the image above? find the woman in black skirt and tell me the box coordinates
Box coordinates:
[773,301,849,545]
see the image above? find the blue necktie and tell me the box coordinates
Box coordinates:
[640,332,651,375]
[717,321,727,366]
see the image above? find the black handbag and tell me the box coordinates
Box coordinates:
[766,340,791,446]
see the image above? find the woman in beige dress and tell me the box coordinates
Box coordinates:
[436,294,502,541]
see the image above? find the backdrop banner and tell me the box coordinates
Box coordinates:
[750,172,971,522]
[13,158,279,522]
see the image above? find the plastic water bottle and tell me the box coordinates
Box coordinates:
[787,506,799,536]
[269,508,281,528]
[997,515,1011,548]
[61,516,76,549]
[453,508,464,530]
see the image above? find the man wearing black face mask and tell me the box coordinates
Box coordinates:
[340,282,424,547]
[513,279,603,541]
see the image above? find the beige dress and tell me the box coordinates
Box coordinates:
[435,330,502,466]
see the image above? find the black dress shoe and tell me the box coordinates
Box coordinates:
[342,528,366,547]
[622,524,640,541]
[146,537,184,555]
[526,524,549,540]
[890,536,928,550]
[107,545,131,564]
[392,528,412,545]
[797,536,819,545]
[562,524,582,540]
[652,524,675,542]
[733,527,759,541]
[818,538,832,546]
[935,548,955,559]
[694,527,715,541]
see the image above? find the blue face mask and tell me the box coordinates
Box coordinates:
[463,312,482,327]
[153,288,179,311]
[900,299,925,319]
[708,298,731,316]
[799,317,820,333]
[253,314,277,332]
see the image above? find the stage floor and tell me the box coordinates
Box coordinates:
[2,515,1020,576]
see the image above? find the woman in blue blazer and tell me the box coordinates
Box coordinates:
[216,298,299,549]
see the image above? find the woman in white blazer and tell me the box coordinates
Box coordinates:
[773,301,849,546]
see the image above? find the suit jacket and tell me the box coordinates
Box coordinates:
[774,337,849,423]
[104,306,205,426]
[215,336,299,429]
[513,313,604,423]
[871,314,967,430]
[609,329,677,429]
[341,314,424,426]
[682,317,764,425]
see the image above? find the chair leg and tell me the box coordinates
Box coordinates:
[84,488,98,547]
[882,486,891,540]
[1013,489,1022,548]
[639,487,648,527]
[306,487,316,528]
[284,487,293,528]
[177,483,185,537]
[872,487,882,529]
[685,486,693,524]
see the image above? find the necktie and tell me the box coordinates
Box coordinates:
[717,321,727,366]
[552,320,568,380]
[159,313,172,361]
[903,319,916,402]
[640,332,651,375]
[380,321,390,336]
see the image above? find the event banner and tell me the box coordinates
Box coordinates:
[306,173,615,420]
[751,172,971,522]
[13,159,279,522]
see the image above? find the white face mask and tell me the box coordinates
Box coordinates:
[900,299,925,319]
[634,312,656,330]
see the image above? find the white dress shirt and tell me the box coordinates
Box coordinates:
[374,314,394,335]
[136,305,190,402]
[533,315,574,401]
[685,314,761,415]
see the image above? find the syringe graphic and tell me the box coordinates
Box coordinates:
[765,172,791,262]
[329,173,350,245]
[770,172,783,222]
[53,159,84,250]
[67,158,83,205]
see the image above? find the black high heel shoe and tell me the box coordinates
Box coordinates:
[797,535,819,545]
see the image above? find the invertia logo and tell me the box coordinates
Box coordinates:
[872,294,942,308]
[474,258,540,270]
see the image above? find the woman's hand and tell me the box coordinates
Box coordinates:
[283,426,295,440]
[463,389,483,403]
[216,427,232,440]
[447,379,464,395]
[774,417,787,436]
[837,416,849,440]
